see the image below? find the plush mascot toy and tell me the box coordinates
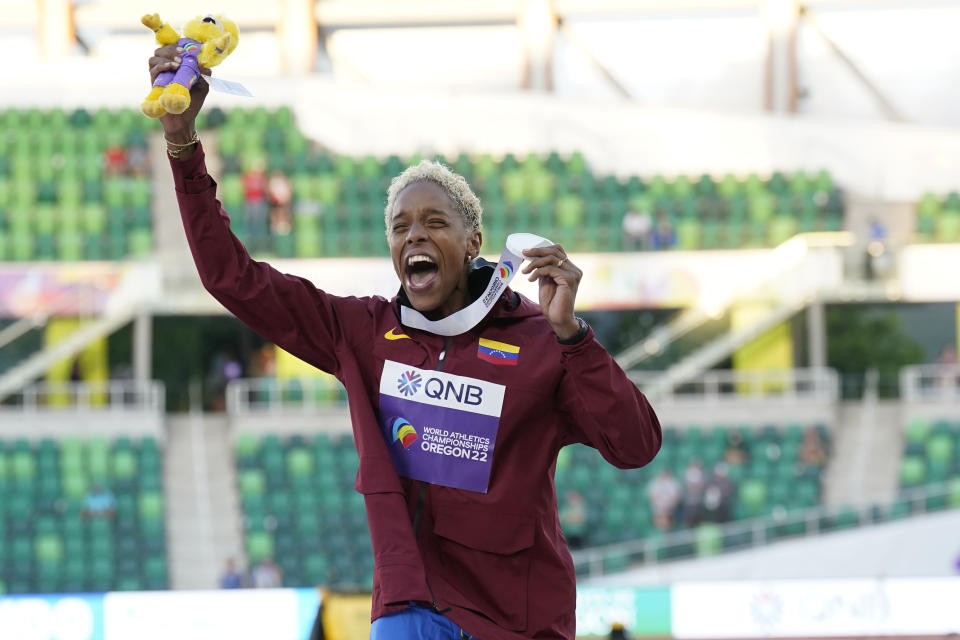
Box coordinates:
[141,13,239,118]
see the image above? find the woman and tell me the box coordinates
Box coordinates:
[150,45,661,640]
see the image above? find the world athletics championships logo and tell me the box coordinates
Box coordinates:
[391,417,419,448]
[498,261,514,279]
[396,370,422,396]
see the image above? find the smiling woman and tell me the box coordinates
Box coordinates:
[153,42,662,640]
[387,172,482,320]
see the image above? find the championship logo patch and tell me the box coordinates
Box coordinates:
[390,417,418,449]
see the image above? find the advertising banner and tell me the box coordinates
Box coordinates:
[576,586,672,637]
[671,578,960,638]
[0,593,104,640]
[102,588,319,640]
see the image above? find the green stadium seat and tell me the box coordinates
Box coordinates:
[239,469,266,496]
[139,491,164,520]
[900,456,926,487]
[694,523,723,556]
[287,448,313,477]
[111,449,137,479]
[738,479,767,515]
[35,534,64,565]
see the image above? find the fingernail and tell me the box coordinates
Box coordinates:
[174,56,181,63]
[176,47,184,52]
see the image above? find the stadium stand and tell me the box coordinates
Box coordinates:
[915,191,960,242]
[234,432,372,589]
[0,108,153,262]
[0,436,167,595]
[556,423,829,557]
[205,107,845,258]
[230,422,829,588]
[899,418,960,508]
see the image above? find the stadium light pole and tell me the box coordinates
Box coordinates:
[520,0,558,91]
[37,0,75,59]
[278,0,319,73]
[764,0,799,113]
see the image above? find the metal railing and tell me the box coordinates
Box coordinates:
[570,481,957,579]
[900,364,960,403]
[629,367,839,404]
[226,377,347,414]
[0,380,165,413]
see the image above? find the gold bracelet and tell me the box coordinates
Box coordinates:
[164,131,199,158]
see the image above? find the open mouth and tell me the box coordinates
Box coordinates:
[405,254,439,292]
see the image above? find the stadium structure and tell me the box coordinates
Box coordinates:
[1,1,959,638]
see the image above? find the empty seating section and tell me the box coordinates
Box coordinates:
[0,437,167,595]
[555,423,830,564]
[207,107,844,257]
[0,107,153,261]
[235,433,373,589]
[916,191,960,242]
[898,418,960,513]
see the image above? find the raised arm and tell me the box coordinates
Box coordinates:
[151,46,366,375]
[148,43,208,158]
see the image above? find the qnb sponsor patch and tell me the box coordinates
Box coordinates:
[378,360,504,493]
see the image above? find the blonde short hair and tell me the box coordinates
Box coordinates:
[384,160,483,236]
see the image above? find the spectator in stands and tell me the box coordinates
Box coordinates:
[622,208,652,251]
[242,161,269,251]
[104,144,127,176]
[127,142,150,177]
[206,349,243,411]
[701,463,734,523]
[251,556,283,588]
[559,490,588,549]
[150,45,661,640]
[219,557,245,589]
[936,344,957,391]
[82,483,116,519]
[609,622,631,639]
[647,469,681,531]
[724,431,749,466]
[864,217,890,280]
[650,212,676,250]
[249,344,276,379]
[798,427,827,467]
[267,170,293,235]
[680,459,706,527]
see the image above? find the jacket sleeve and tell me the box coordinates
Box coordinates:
[556,325,662,468]
[170,143,367,376]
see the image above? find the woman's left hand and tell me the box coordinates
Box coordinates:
[522,244,582,340]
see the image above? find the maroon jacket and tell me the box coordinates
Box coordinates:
[171,144,661,640]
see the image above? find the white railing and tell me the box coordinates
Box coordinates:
[900,364,960,403]
[227,369,839,414]
[226,377,347,415]
[0,380,165,413]
[629,367,839,404]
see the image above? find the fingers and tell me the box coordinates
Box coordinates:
[522,244,578,281]
[521,244,567,273]
[154,43,180,59]
[149,58,179,83]
[148,44,211,83]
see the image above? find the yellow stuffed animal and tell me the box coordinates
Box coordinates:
[141,13,239,117]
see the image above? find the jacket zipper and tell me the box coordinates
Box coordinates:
[413,336,452,614]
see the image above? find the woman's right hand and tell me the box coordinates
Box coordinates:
[148,43,211,143]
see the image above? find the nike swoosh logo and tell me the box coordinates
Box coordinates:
[384,328,411,341]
